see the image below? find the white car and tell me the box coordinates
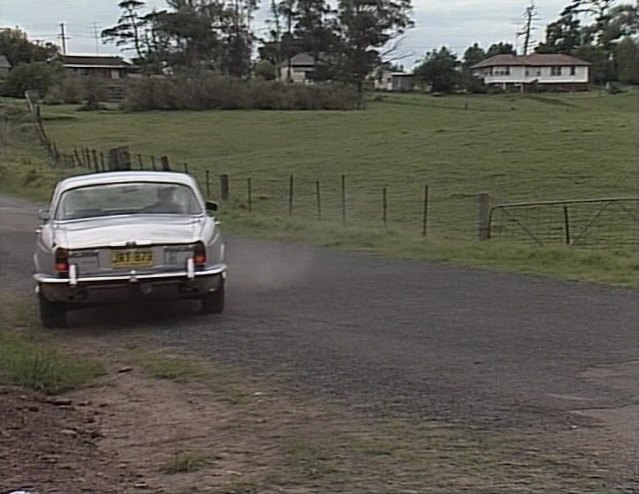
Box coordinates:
[34,171,227,327]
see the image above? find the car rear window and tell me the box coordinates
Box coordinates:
[55,182,202,220]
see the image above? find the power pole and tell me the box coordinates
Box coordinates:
[58,22,70,55]
[91,22,100,55]
[517,2,538,55]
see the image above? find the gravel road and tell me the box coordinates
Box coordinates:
[1,193,637,435]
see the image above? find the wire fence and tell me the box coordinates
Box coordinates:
[24,96,638,252]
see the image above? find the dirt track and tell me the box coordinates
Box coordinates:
[1,192,638,485]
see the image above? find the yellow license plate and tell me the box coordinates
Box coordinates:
[112,250,153,268]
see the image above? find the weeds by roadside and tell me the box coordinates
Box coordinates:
[0,299,104,394]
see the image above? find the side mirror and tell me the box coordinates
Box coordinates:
[205,200,218,212]
[38,209,51,222]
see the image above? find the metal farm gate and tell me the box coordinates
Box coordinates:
[488,197,638,250]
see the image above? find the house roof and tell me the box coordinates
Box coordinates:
[471,53,590,69]
[60,55,132,69]
[281,53,316,68]
[0,55,11,69]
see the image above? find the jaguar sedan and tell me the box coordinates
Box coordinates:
[33,171,227,327]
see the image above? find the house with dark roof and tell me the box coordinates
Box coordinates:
[0,55,12,76]
[60,55,133,79]
[279,53,318,83]
[373,70,414,92]
[471,54,591,90]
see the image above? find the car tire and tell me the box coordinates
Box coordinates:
[201,282,224,314]
[38,291,67,328]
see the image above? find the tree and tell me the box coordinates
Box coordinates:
[294,0,336,77]
[222,0,259,77]
[459,43,486,92]
[517,2,539,55]
[1,61,64,98]
[486,42,516,57]
[0,28,58,66]
[334,0,414,106]
[139,0,259,76]
[277,0,300,81]
[462,43,485,69]
[575,43,616,82]
[254,59,277,79]
[101,0,150,61]
[599,4,638,49]
[561,0,616,44]
[535,12,582,54]
[413,46,459,93]
[615,36,639,83]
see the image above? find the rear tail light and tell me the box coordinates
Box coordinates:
[55,248,69,276]
[193,242,207,267]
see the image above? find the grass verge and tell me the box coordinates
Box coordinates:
[132,350,253,405]
[224,209,638,286]
[0,300,104,394]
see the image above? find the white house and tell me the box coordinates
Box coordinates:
[279,53,317,83]
[471,54,590,90]
[374,70,414,92]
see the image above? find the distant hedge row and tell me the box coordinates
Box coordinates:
[123,75,358,111]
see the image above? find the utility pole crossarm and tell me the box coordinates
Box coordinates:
[58,22,70,55]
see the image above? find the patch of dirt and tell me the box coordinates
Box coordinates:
[0,386,137,493]
[0,359,329,494]
[571,360,639,479]
[70,370,288,493]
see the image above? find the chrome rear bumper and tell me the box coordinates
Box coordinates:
[34,263,226,304]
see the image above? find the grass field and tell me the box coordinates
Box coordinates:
[2,90,637,285]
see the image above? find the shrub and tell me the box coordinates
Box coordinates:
[44,76,85,104]
[254,60,277,81]
[123,73,357,111]
[1,61,64,98]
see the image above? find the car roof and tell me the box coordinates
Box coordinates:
[56,171,197,193]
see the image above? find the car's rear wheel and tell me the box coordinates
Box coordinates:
[38,291,67,328]
[201,282,224,314]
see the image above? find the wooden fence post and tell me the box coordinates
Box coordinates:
[220,174,229,200]
[422,185,429,237]
[341,174,346,225]
[382,187,387,225]
[73,149,82,167]
[289,174,294,215]
[563,206,571,245]
[160,155,171,171]
[206,170,211,197]
[247,178,252,212]
[107,146,131,171]
[478,193,491,241]
[316,181,321,220]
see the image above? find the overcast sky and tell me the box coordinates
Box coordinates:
[2,0,571,67]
